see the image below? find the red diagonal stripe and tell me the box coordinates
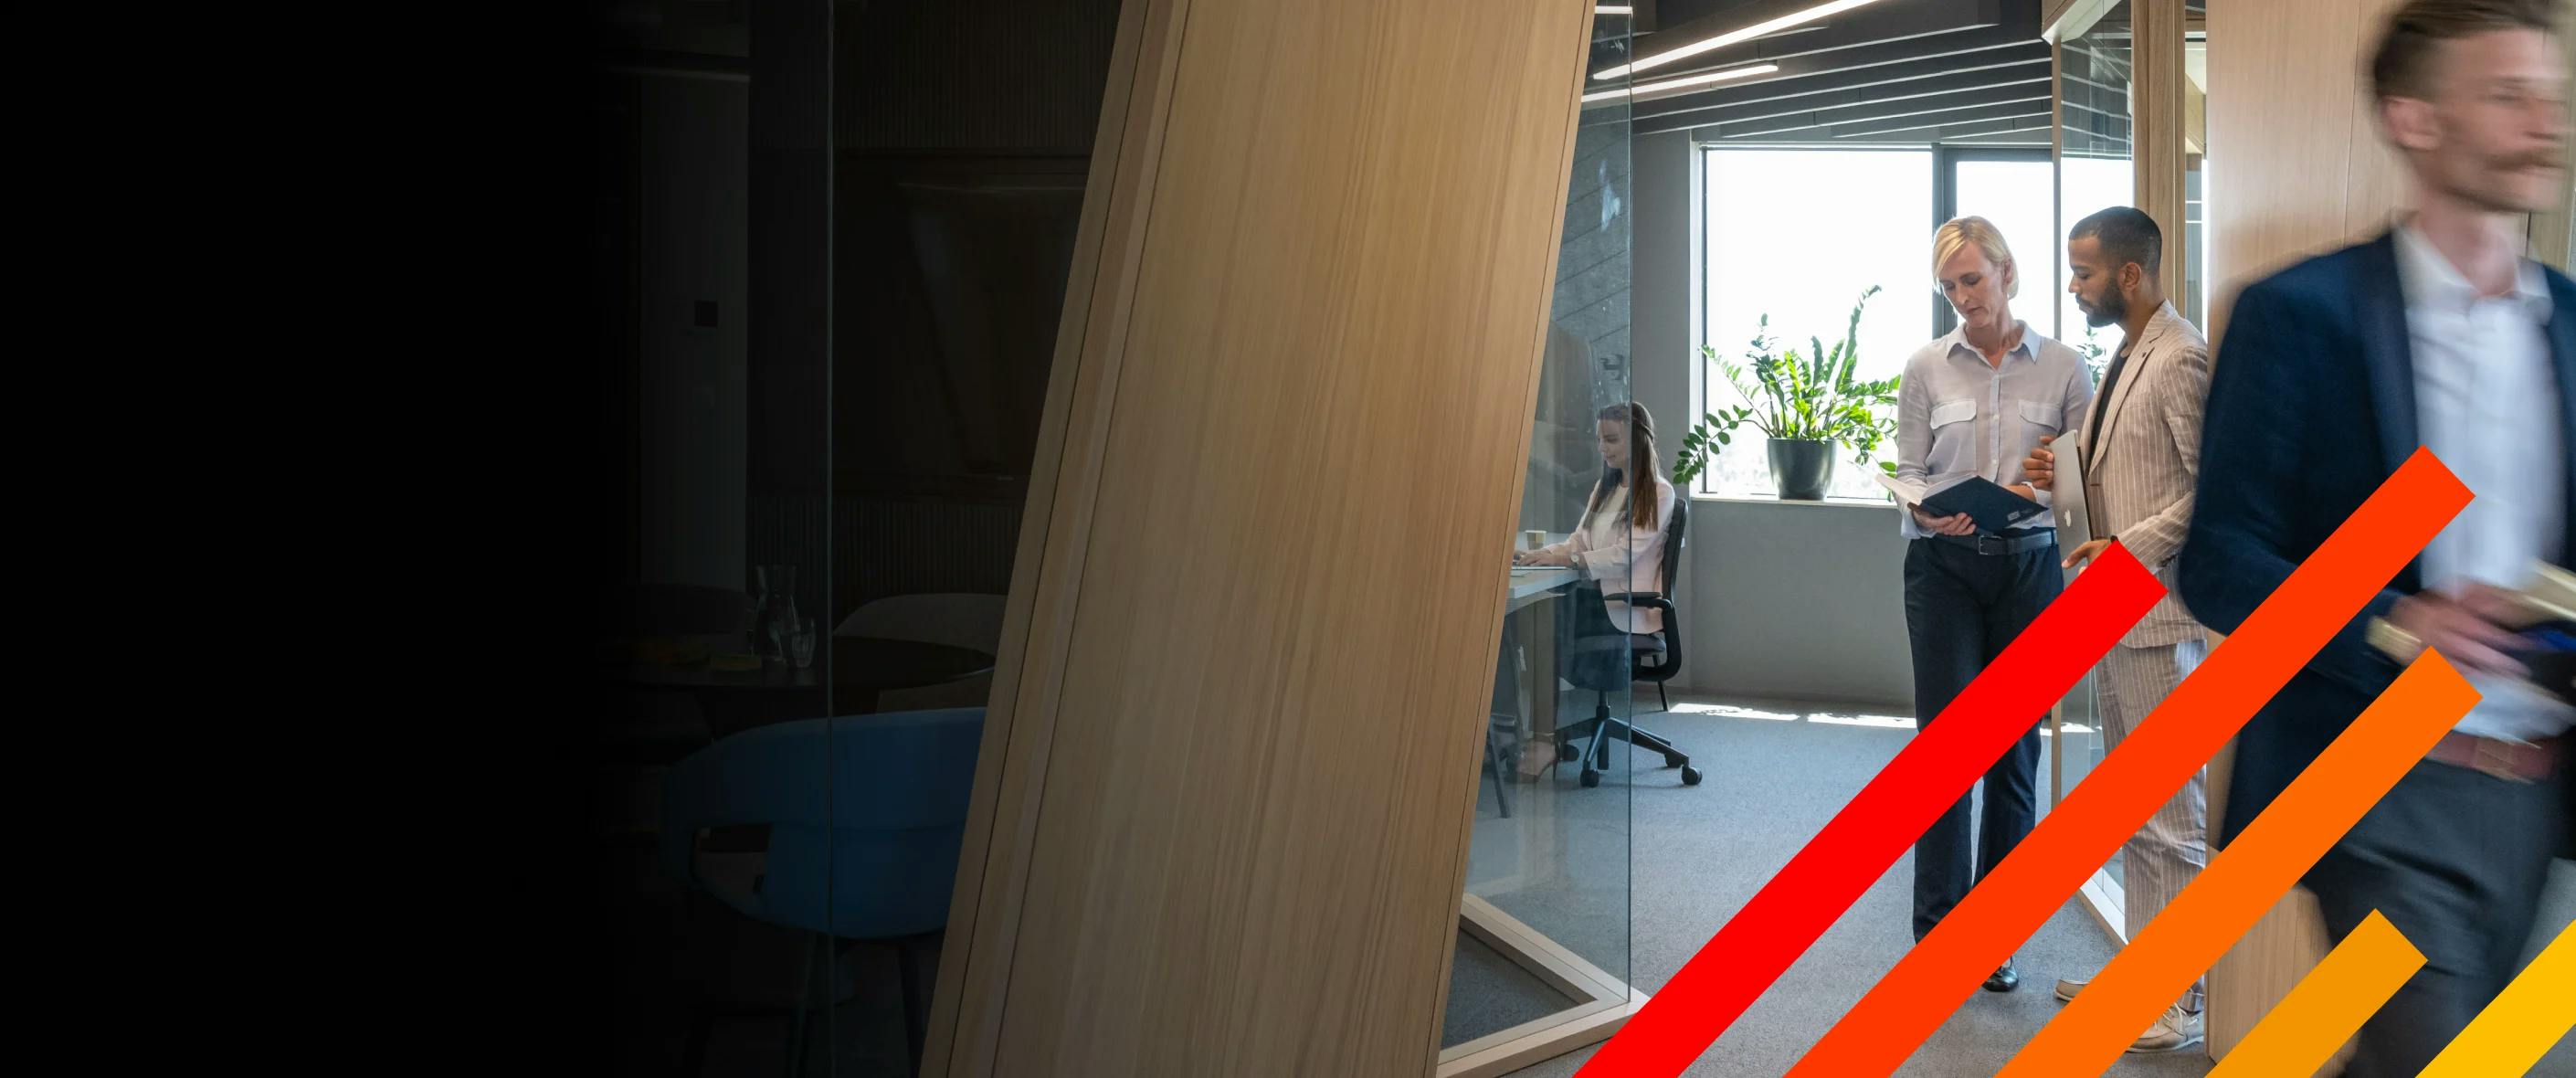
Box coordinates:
[1572,545,2163,1076]
[1779,449,2467,1078]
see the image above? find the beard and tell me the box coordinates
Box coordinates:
[2081,290,2127,328]
[2445,145,2568,214]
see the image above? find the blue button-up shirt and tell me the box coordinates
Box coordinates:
[1894,322,2095,539]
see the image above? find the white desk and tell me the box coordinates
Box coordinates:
[1505,566,1578,604]
[1501,565,1578,777]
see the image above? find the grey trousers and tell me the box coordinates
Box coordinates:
[2307,759,2569,1078]
[2093,637,2212,1012]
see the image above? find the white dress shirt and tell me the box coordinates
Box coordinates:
[1539,476,1676,634]
[2393,224,2573,741]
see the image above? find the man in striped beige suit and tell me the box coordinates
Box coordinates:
[2022,206,2213,1054]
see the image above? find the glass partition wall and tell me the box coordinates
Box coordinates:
[2052,2,2137,927]
[2059,2,2137,366]
[2184,11,2210,327]
[1439,8,1639,1071]
[599,3,1118,1074]
[596,6,844,1074]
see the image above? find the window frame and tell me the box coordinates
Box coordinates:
[1929,146,2054,340]
[1691,143,2051,501]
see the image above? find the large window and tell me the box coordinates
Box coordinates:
[1701,146,2056,500]
[2060,10,2135,366]
[1950,155,2062,340]
[1702,148,1932,500]
[2057,156,2133,358]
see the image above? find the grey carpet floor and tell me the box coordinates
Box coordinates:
[628,692,2571,1076]
[1452,695,2575,1078]
[1446,931,1584,1048]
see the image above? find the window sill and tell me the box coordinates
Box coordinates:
[1691,493,1898,511]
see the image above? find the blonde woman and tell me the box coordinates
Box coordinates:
[1894,217,2093,992]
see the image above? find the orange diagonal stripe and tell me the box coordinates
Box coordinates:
[1780,449,2470,1078]
[2208,911,2423,1078]
[2001,655,2476,1078]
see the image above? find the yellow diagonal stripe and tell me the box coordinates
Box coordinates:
[2209,911,2421,1077]
[2418,919,2576,1078]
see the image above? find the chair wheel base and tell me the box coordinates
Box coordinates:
[1558,741,1581,762]
[1579,766,1601,788]
[1681,765,1703,786]
[1663,752,1686,769]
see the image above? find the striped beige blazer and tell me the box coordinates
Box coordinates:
[2082,301,2213,649]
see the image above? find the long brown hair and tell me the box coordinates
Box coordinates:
[1587,401,1663,532]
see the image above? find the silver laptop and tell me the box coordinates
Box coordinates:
[2051,436,2094,577]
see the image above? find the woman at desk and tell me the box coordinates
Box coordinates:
[1513,402,1676,638]
[1895,217,2091,993]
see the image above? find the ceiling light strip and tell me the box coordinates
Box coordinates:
[1595,0,1894,80]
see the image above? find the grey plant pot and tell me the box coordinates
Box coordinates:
[1768,439,1836,501]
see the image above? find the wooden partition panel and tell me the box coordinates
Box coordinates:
[2203,8,2576,1061]
[2133,0,2187,293]
[2203,0,2407,345]
[923,2,1597,1075]
[2200,0,2408,1063]
[2539,0,2576,271]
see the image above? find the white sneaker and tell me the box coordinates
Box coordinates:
[2053,977,2086,1003]
[2127,1006,2204,1053]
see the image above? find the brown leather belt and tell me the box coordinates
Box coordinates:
[2424,732,2565,783]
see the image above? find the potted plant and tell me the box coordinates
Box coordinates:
[1673,286,1900,501]
[2075,322,2111,383]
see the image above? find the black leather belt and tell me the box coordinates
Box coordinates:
[1927,530,2056,555]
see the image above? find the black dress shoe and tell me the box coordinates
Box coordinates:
[1983,959,2020,993]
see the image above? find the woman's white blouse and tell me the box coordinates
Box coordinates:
[1538,476,1676,634]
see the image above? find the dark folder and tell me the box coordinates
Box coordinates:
[2520,633,2574,706]
[1920,477,2049,535]
[2514,565,2576,705]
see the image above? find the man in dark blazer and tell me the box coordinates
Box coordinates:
[2179,3,2571,1074]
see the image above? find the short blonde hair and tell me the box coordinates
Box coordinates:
[1933,216,2020,299]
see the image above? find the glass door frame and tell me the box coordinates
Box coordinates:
[2048,2,2140,946]
[1437,7,1645,1073]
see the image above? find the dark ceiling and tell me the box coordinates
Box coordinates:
[1594,0,2066,146]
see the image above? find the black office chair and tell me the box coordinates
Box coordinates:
[1485,653,1519,819]
[1553,497,1698,788]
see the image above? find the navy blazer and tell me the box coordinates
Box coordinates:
[2179,231,2576,847]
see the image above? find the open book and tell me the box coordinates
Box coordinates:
[1874,471,2047,534]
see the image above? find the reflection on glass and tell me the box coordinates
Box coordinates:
[598,2,1112,1073]
[1442,8,1635,1058]
[2052,3,2135,904]
[2059,4,2136,361]
[594,5,845,1074]
[1702,148,1933,500]
[2050,670,2109,819]
[2184,34,2209,325]
[754,564,800,663]
[790,618,818,669]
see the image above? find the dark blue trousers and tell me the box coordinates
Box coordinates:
[1904,534,2061,941]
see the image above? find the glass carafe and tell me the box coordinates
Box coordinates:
[751,564,799,664]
